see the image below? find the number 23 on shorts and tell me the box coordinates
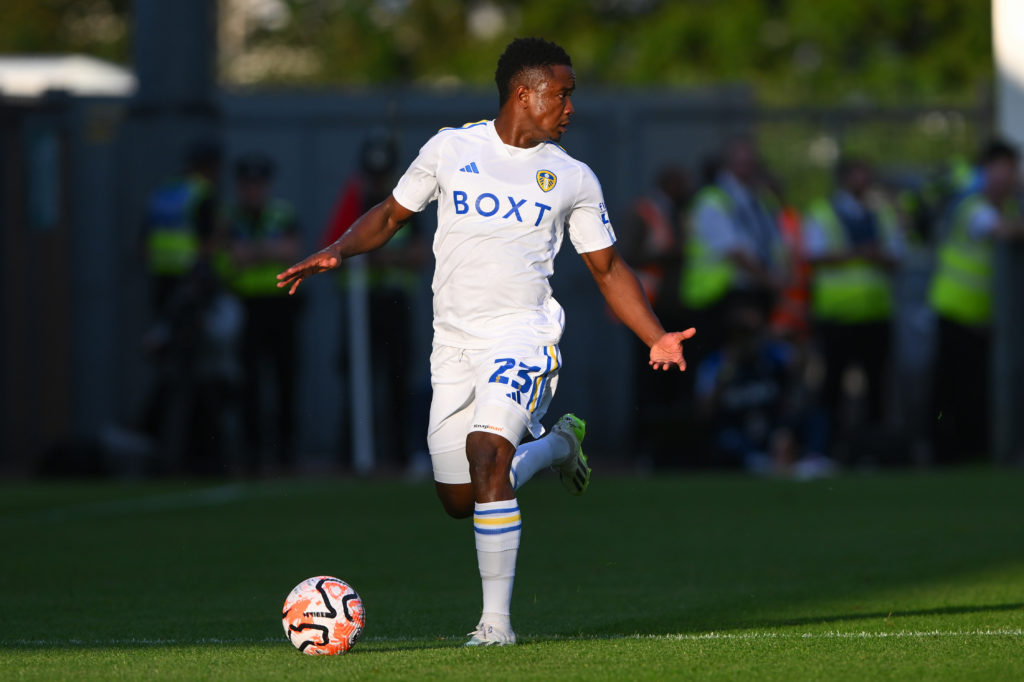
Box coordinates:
[486,346,561,412]
[488,358,541,393]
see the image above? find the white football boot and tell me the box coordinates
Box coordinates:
[465,621,517,647]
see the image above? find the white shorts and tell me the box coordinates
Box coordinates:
[427,342,561,484]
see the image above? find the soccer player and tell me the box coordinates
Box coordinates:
[277,37,696,646]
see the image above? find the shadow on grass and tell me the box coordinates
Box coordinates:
[595,601,1024,637]
[752,601,1024,630]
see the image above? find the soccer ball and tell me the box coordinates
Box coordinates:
[281,576,366,655]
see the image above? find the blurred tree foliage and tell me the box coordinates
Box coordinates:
[0,0,993,105]
[0,0,131,64]
[226,0,993,104]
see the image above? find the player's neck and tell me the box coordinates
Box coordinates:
[494,112,546,149]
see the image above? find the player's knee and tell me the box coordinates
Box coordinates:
[466,448,496,477]
[465,432,511,479]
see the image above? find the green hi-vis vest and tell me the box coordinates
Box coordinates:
[928,193,1005,326]
[223,199,296,297]
[807,197,897,324]
[680,187,734,309]
[679,186,783,310]
[145,177,209,276]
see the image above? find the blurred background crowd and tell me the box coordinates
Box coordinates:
[3,0,1023,478]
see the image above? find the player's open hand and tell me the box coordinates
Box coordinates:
[648,328,697,372]
[276,249,341,295]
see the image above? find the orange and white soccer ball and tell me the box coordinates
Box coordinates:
[282,576,366,655]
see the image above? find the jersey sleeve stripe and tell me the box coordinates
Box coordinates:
[437,119,490,132]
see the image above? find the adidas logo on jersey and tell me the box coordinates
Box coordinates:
[459,162,480,174]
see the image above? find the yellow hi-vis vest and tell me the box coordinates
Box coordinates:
[145,177,210,276]
[928,193,1002,326]
[680,186,784,309]
[680,187,736,309]
[224,199,296,297]
[807,197,897,324]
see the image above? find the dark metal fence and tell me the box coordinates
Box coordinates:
[3,87,1007,473]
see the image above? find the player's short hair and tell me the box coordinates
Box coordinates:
[495,37,572,106]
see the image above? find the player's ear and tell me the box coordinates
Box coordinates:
[515,83,531,109]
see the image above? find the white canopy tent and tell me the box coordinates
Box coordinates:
[0,55,136,98]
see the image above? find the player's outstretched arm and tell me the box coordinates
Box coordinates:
[580,245,696,372]
[276,195,416,295]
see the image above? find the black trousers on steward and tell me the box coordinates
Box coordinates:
[931,316,990,462]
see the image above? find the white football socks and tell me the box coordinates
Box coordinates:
[509,432,571,490]
[473,499,521,626]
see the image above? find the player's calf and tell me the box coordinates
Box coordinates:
[434,482,475,519]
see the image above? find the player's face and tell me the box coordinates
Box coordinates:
[525,65,576,142]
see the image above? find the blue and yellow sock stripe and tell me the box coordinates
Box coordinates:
[473,505,522,535]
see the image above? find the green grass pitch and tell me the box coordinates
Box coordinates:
[1,469,1022,680]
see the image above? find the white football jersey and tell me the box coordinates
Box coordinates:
[392,120,616,348]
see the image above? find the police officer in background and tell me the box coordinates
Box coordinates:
[803,158,903,453]
[141,141,226,468]
[144,140,222,314]
[929,140,1024,462]
[224,153,302,473]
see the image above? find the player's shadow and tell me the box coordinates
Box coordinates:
[594,601,1024,637]
[740,601,1024,630]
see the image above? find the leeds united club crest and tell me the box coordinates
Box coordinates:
[536,169,557,192]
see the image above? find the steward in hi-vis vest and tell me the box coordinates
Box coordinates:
[224,198,297,298]
[805,194,901,325]
[682,139,786,305]
[143,141,221,312]
[681,136,786,355]
[802,158,903,449]
[928,140,1024,463]
[682,184,787,311]
[928,191,1018,328]
[224,152,302,473]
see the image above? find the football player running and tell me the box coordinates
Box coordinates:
[277,37,695,646]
